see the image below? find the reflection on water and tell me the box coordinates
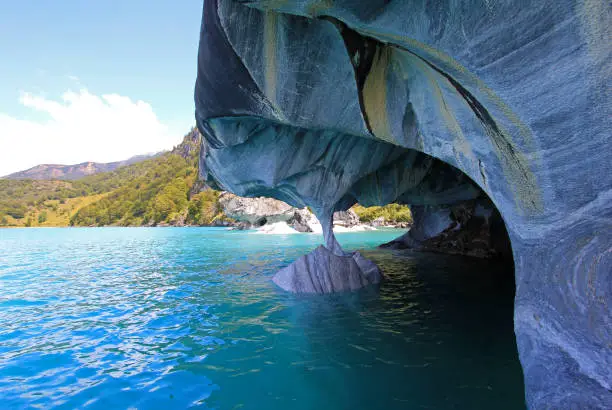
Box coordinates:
[0,228,525,409]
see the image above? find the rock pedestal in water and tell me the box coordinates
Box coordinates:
[194,1,611,407]
[273,246,382,294]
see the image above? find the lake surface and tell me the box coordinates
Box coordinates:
[0,227,525,409]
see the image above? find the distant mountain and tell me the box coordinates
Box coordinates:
[2,154,159,180]
[0,127,228,228]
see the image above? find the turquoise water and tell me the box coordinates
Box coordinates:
[0,227,525,409]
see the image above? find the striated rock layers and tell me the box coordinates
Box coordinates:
[194,0,611,407]
[273,245,383,293]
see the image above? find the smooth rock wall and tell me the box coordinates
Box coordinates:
[195,1,611,407]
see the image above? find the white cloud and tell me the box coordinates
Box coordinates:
[0,89,181,176]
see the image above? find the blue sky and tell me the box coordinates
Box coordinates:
[0,0,203,175]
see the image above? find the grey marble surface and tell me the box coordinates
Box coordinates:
[194,1,611,407]
[272,245,383,294]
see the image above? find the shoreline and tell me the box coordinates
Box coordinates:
[0,224,408,230]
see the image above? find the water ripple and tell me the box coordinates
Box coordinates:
[0,227,524,409]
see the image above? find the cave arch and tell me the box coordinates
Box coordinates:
[195,1,612,408]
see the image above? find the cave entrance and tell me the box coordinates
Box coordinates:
[334,150,524,406]
[378,196,514,262]
[339,145,514,261]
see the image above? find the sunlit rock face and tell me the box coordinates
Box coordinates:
[195,0,611,407]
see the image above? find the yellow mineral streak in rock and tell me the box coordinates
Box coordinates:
[359,27,536,150]
[357,27,542,213]
[407,52,476,168]
[363,46,393,143]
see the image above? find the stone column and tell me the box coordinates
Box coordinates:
[317,209,344,256]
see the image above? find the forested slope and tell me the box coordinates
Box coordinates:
[0,129,226,227]
[0,128,411,228]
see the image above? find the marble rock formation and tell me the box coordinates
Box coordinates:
[194,0,611,407]
[219,191,296,226]
[219,192,360,231]
[331,209,359,228]
[273,245,383,294]
[288,207,319,232]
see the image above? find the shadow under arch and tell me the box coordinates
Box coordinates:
[340,146,515,263]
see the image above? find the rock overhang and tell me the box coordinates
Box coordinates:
[196,0,546,222]
[195,1,612,408]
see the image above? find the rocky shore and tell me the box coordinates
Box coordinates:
[217,192,410,232]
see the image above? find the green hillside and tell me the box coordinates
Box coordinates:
[1,128,411,228]
[0,129,227,227]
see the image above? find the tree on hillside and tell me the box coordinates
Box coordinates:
[187,190,222,225]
